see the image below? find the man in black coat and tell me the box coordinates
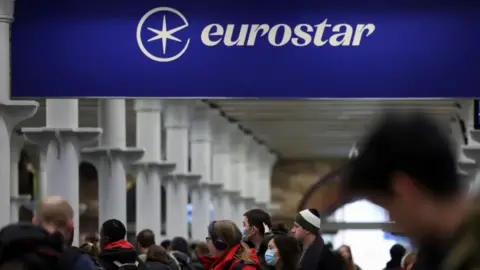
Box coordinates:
[291,209,346,270]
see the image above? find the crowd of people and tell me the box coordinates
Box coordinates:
[0,195,417,270]
[2,111,480,270]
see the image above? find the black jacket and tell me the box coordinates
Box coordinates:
[170,251,194,270]
[145,261,172,270]
[297,236,346,270]
[98,240,138,270]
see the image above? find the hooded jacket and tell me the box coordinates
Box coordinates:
[199,244,260,270]
[98,239,138,270]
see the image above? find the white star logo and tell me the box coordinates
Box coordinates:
[136,7,190,62]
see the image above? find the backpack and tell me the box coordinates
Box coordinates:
[0,223,70,270]
[113,258,147,270]
[224,259,261,270]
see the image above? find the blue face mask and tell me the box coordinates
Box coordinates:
[264,249,277,266]
[241,227,250,242]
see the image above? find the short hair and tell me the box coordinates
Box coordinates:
[35,196,73,228]
[195,242,210,257]
[160,239,171,250]
[344,111,459,198]
[101,219,126,243]
[243,209,272,235]
[170,237,189,254]
[146,245,169,264]
[137,229,155,248]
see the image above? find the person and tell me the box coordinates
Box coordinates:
[342,111,480,270]
[0,196,96,270]
[161,240,171,250]
[191,242,210,270]
[200,220,260,269]
[169,237,195,270]
[384,244,406,270]
[265,234,300,270]
[98,219,139,270]
[338,245,361,270]
[145,244,176,270]
[79,242,102,267]
[137,229,156,262]
[0,223,65,270]
[242,209,272,269]
[401,252,417,270]
[34,196,96,270]
[291,209,345,270]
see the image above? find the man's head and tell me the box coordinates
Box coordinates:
[242,209,272,241]
[160,239,171,250]
[291,209,320,244]
[170,237,189,254]
[344,111,465,241]
[33,196,74,242]
[100,219,126,249]
[137,229,156,254]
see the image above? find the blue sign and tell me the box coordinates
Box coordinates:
[10,0,479,98]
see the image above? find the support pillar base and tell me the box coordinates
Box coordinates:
[458,159,477,176]
[470,130,480,143]
[463,145,480,163]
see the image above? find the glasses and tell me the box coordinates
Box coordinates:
[205,237,212,243]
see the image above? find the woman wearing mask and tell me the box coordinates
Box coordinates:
[200,220,260,270]
[264,234,300,270]
[338,245,362,270]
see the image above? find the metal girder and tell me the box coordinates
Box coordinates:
[320,222,395,231]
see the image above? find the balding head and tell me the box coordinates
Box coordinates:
[34,196,73,231]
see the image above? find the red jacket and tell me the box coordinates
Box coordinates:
[199,244,260,270]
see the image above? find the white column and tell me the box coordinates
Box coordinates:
[453,118,476,182]
[129,100,174,241]
[0,0,38,227]
[23,99,100,245]
[10,133,31,222]
[248,143,265,211]
[82,100,145,229]
[462,100,480,194]
[190,105,220,240]
[164,100,200,239]
[211,113,235,221]
[241,136,257,210]
[230,127,251,226]
[263,149,277,215]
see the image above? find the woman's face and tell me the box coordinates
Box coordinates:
[268,239,279,258]
[339,246,351,261]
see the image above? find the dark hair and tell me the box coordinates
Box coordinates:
[339,245,354,265]
[137,229,155,248]
[273,235,300,270]
[270,223,289,235]
[160,239,171,250]
[344,111,459,198]
[101,219,126,243]
[390,244,406,261]
[243,209,272,235]
[171,237,189,254]
[146,245,169,264]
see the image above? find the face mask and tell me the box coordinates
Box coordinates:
[242,227,250,241]
[264,249,277,266]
